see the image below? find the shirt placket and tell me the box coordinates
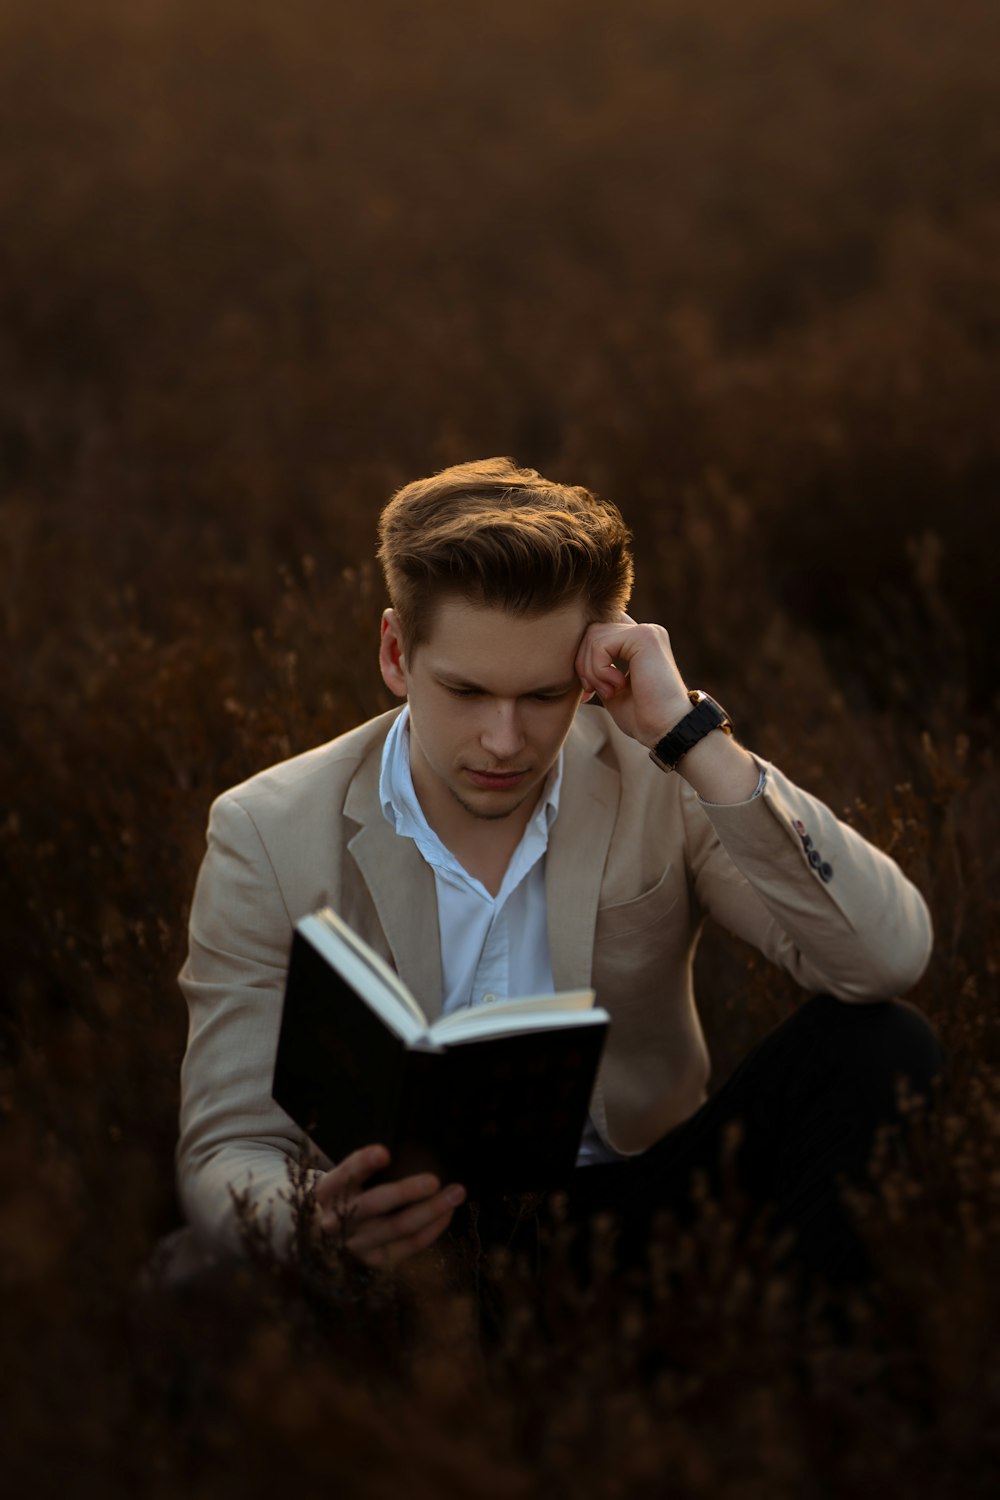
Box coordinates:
[473,904,510,1007]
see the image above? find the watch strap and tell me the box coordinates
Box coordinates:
[648,691,733,773]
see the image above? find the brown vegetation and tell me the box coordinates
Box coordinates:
[1,0,998,1494]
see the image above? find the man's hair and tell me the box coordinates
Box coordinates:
[376,455,634,648]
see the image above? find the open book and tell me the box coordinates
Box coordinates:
[272,907,610,1194]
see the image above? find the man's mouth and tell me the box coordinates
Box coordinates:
[466,768,529,790]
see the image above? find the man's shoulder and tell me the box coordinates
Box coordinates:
[213,708,400,820]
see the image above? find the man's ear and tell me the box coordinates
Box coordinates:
[378,608,408,698]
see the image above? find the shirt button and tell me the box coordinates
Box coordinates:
[482,993,497,1004]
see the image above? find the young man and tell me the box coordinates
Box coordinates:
[176,457,944,1297]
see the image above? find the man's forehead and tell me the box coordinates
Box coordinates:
[428,596,587,639]
[422,597,588,681]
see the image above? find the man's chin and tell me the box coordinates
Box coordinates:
[449,785,533,822]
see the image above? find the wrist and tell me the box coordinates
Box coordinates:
[676,733,761,804]
[648,690,734,771]
[644,693,698,750]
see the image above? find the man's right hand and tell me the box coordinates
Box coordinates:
[313,1144,466,1270]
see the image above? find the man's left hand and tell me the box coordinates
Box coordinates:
[575,615,693,749]
[577,614,761,804]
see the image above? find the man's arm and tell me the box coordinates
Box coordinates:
[576,616,933,1001]
[177,793,320,1253]
[177,792,464,1262]
[679,759,933,1000]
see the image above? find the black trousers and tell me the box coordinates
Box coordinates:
[450,992,948,1310]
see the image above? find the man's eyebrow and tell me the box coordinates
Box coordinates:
[436,672,579,695]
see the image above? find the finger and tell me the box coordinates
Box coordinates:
[583,652,630,700]
[346,1171,443,1225]
[355,1208,457,1271]
[346,1185,465,1255]
[315,1143,390,1209]
[575,621,601,678]
[346,1185,463,1252]
[576,644,606,698]
[577,624,630,680]
[318,1173,454,1240]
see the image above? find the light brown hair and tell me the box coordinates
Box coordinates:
[376,456,634,649]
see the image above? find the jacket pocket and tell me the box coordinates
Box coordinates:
[594,864,681,942]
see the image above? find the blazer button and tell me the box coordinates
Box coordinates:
[820,862,833,882]
[808,849,822,868]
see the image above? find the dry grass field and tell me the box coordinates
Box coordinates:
[2,0,998,1494]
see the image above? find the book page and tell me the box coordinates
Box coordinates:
[429,988,604,1042]
[429,1005,608,1046]
[303,909,430,1040]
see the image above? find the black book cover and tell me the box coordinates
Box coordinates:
[387,1024,609,1192]
[272,930,409,1162]
[272,925,609,1195]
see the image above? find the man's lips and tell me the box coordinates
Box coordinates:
[465,768,529,789]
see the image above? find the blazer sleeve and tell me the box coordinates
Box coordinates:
[682,758,934,1001]
[176,792,326,1256]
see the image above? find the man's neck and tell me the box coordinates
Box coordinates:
[412,774,541,899]
[443,814,539,899]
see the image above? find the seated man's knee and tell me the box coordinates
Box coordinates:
[824,992,948,1113]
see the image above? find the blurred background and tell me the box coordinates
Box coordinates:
[2,0,999,1492]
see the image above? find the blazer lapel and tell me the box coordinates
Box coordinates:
[343,728,445,1023]
[546,711,620,992]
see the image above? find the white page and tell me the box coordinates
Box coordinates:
[313,907,429,1023]
[430,988,603,1039]
[301,910,430,1044]
[431,1004,609,1046]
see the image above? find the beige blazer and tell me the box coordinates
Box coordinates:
[176,705,932,1252]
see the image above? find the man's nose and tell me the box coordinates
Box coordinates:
[480,702,525,761]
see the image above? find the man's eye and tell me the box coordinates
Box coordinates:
[443,686,568,701]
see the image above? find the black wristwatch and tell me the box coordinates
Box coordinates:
[648,690,734,773]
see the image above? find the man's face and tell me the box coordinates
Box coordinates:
[379,596,589,831]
